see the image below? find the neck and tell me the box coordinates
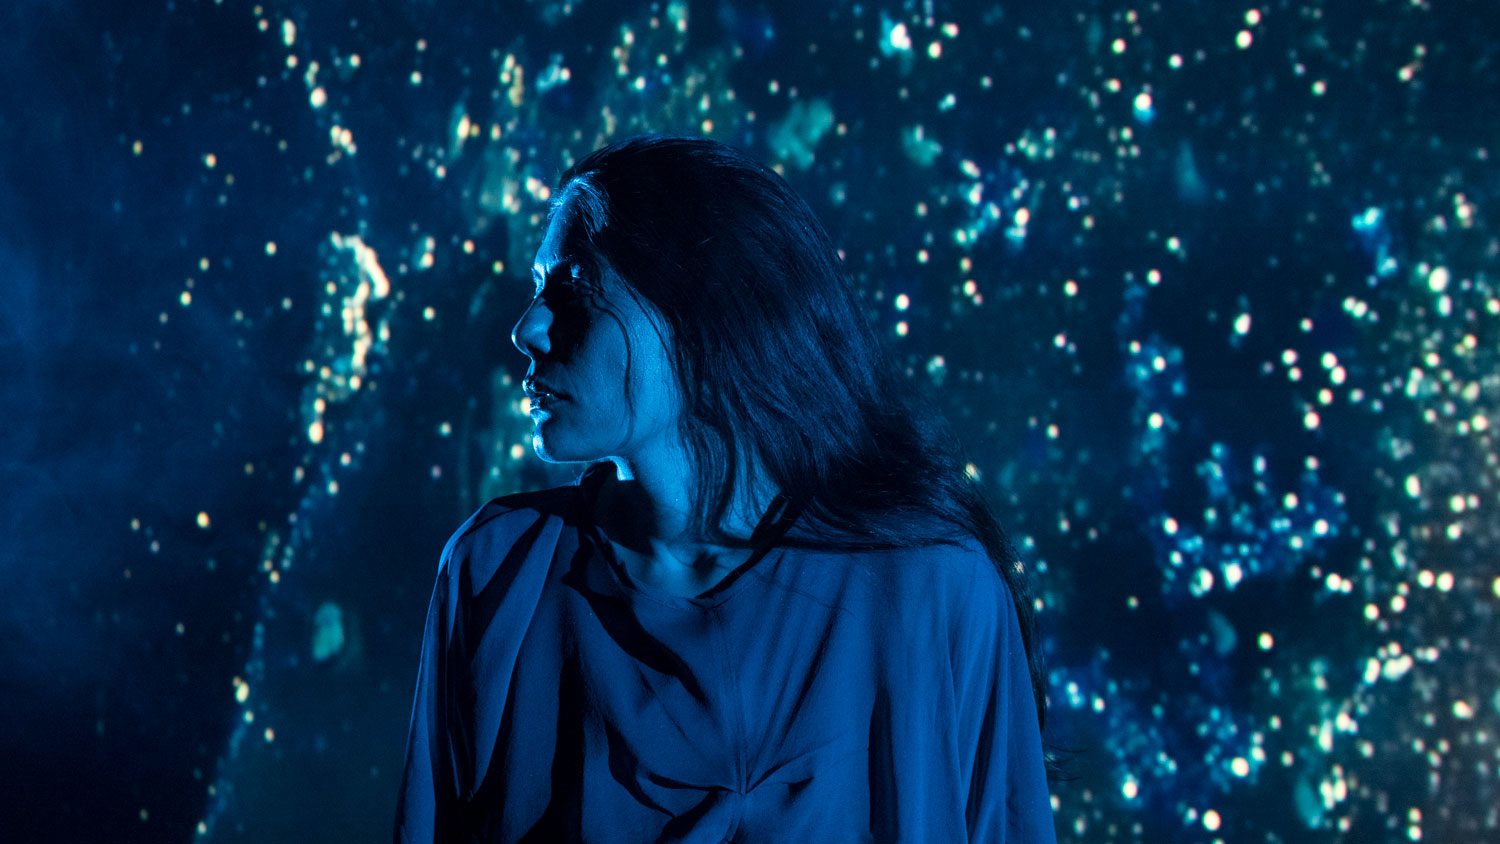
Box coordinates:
[594,451,774,563]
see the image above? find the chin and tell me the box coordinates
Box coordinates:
[530,429,599,465]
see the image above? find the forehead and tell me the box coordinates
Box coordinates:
[533,195,598,272]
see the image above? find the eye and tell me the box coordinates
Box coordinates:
[531,258,602,302]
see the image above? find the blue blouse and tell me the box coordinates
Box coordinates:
[395,464,1056,843]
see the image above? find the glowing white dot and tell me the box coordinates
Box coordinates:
[1204,809,1222,831]
[1163,516,1179,535]
[888,23,911,51]
[1236,30,1253,48]
[1428,266,1450,292]
[1233,313,1251,335]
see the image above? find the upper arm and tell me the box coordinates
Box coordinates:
[948,545,1055,843]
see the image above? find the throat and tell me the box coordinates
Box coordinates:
[588,465,757,598]
[609,538,748,598]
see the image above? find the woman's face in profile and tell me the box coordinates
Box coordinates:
[513,195,681,468]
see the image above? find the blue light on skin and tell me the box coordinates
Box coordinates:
[514,193,776,596]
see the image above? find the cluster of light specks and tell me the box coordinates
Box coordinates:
[301,233,392,448]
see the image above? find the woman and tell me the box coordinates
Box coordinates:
[395,135,1056,843]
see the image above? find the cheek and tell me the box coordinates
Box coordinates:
[549,298,597,357]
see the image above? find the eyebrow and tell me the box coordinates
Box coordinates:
[532,253,600,281]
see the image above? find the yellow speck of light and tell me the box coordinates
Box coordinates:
[1203,809,1221,832]
[1163,516,1178,535]
[1148,412,1164,429]
[196,511,210,529]
[1121,777,1139,799]
[310,86,327,108]
[1231,757,1250,777]
[308,420,325,444]
[203,153,217,169]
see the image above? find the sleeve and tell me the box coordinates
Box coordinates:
[393,528,467,844]
[954,557,1057,844]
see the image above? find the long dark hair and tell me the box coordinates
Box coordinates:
[551,134,1048,736]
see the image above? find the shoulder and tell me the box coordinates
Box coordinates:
[846,531,1011,635]
[437,482,582,583]
[877,532,1007,604]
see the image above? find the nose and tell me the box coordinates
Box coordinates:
[511,296,551,358]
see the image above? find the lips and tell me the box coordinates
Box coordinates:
[522,377,569,401]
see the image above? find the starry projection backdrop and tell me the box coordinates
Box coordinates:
[1,0,1495,842]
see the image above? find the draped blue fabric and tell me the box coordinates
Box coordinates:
[395,464,1056,843]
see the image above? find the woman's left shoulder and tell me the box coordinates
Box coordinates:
[908,532,1006,592]
[858,531,1009,620]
